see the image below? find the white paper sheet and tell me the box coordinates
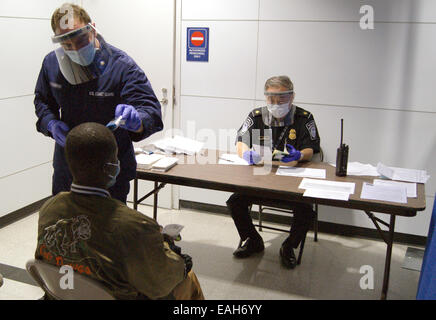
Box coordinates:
[377,162,429,183]
[218,154,249,165]
[172,135,204,155]
[151,157,179,172]
[360,182,407,204]
[151,136,204,155]
[303,188,350,201]
[329,162,380,176]
[299,178,356,194]
[162,224,184,238]
[373,179,417,198]
[135,153,165,166]
[276,167,326,179]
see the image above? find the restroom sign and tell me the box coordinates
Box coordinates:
[187,27,209,62]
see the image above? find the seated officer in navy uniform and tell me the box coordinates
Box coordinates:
[226,75,321,269]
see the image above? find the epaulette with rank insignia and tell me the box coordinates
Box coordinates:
[251,107,263,117]
[295,106,312,119]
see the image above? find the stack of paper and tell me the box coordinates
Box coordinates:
[151,138,175,154]
[330,162,380,176]
[135,153,165,169]
[377,163,430,183]
[299,178,355,201]
[360,182,407,204]
[151,157,179,172]
[152,136,204,155]
[373,179,417,198]
[276,167,326,179]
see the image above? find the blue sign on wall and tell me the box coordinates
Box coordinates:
[187,27,209,62]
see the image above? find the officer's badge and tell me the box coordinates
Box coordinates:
[288,128,297,140]
[240,117,254,135]
[305,120,317,140]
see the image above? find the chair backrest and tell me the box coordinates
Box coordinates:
[311,146,324,163]
[26,259,115,300]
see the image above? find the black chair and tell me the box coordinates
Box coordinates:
[253,148,324,265]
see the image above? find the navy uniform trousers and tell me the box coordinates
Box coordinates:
[227,193,315,249]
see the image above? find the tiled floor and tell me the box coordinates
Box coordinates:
[0,204,423,300]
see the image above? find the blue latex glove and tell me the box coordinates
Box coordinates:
[47,120,70,147]
[281,144,301,163]
[115,104,142,132]
[243,150,262,165]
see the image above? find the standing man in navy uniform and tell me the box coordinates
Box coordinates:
[227,75,321,269]
[34,4,163,203]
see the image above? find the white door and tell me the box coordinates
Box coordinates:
[83,0,175,209]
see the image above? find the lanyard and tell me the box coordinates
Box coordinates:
[273,126,290,151]
[259,111,289,150]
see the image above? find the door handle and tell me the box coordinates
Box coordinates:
[160,88,168,105]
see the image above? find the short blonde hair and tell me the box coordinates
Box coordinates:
[264,76,294,92]
[51,3,91,33]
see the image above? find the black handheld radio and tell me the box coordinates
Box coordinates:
[335,119,349,177]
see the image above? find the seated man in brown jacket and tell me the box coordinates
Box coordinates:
[35,122,204,300]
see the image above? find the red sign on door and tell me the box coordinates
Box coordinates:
[190,31,205,46]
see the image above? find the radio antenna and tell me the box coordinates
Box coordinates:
[340,118,344,146]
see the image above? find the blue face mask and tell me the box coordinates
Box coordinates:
[65,41,96,66]
[106,160,120,188]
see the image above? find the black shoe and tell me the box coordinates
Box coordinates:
[233,237,264,258]
[280,245,297,269]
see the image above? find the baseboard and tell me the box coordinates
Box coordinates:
[179,200,427,247]
[2,197,427,247]
[0,197,51,229]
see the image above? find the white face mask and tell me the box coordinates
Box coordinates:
[267,103,290,119]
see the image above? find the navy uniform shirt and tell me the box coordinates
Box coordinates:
[236,105,321,154]
[34,44,163,192]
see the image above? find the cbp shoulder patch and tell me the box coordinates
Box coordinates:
[240,117,254,135]
[305,120,317,140]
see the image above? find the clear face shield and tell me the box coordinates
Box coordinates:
[264,90,294,119]
[51,24,112,85]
